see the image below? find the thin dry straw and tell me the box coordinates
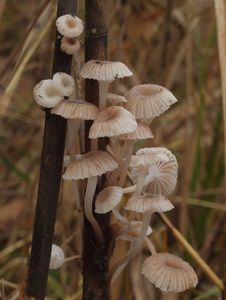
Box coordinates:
[214,0,226,173]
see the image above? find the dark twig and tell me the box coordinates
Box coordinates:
[83,1,112,300]
[26,1,77,299]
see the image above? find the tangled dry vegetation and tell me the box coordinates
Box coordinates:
[0,0,226,299]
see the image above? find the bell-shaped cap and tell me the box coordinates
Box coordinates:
[56,14,84,38]
[33,79,63,108]
[80,60,132,81]
[141,253,198,293]
[131,147,178,196]
[125,195,174,213]
[61,37,80,55]
[107,93,127,105]
[49,244,65,270]
[118,122,153,140]
[51,100,98,120]
[125,84,177,119]
[95,186,123,214]
[52,72,75,97]
[63,151,118,180]
[89,106,137,138]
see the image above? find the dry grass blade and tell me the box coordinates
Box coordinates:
[214,0,226,174]
[0,10,55,116]
[158,213,224,290]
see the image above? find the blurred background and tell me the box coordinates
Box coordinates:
[0,0,225,299]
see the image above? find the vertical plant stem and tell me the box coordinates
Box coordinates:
[26,1,77,299]
[83,1,112,300]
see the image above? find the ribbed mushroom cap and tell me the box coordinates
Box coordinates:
[33,79,63,108]
[80,60,133,81]
[107,93,127,105]
[95,186,123,214]
[118,122,154,140]
[52,72,75,97]
[130,148,169,169]
[141,253,198,293]
[49,244,65,270]
[61,37,80,55]
[125,84,177,119]
[131,147,178,195]
[51,100,98,120]
[89,106,137,138]
[125,195,174,213]
[116,221,152,241]
[63,151,118,180]
[56,14,84,38]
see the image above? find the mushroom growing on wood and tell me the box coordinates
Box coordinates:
[63,151,118,238]
[80,60,132,109]
[56,14,84,38]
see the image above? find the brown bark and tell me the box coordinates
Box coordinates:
[26,1,77,299]
[83,1,112,300]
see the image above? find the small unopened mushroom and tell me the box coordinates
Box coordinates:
[61,37,80,55]
[89,106,137,138]
[141,253,198,293]
[33,79,63,108]
[51,100,98,120]
[56,14,84,38]
[125,194,174,214]
[52,72,75,97]
[63,151,118,238]
[49,244,65,270]
[125,84,177,120]
[80,60,132,109]
[107,93,127,105]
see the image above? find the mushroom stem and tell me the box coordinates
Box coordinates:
[144,238,156,255]
[134,165,147,195]
[112,207,129,224]
[110,211,152,281]
[84,176,103,239]
[99,80,111,109]
[64,255,81,263]
[118,141,134,186]
[123,185,136,194]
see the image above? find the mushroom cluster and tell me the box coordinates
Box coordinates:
[32,13,198,296]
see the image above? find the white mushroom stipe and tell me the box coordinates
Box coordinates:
[49,244,65,270]
[84,176,103,239]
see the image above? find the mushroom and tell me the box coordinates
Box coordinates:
[80,60,132,109]
[95,186,130,224]
[49,244,65,270]
[125,84,177,121]
[106,93,127,106]
[33,79,63,108]
[125,194,174,214]
[61,37,80,55]
[89,106,137,138]
[141,253,198,293]
[63,151,118,238]
[56,14,84,38]
[117,122,154,186]
[52,72,75,97]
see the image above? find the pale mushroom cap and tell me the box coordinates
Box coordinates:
[89,106,137,138]
[141,253,198,293]
[125,84,177,119]
[80,60,133,81]
[49,244,65,270]
[51,100,98,120]
[62,151,118,180]
[33,79,63,108]
[125,195,174,213]
[131,147,178,195]
[95,186,123,214]
[118,122,154,140]
[107,93,127,105]
[61,37,80,55]
[56,14,84,38]
[52,72,75,97]
[116,221,152,241]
